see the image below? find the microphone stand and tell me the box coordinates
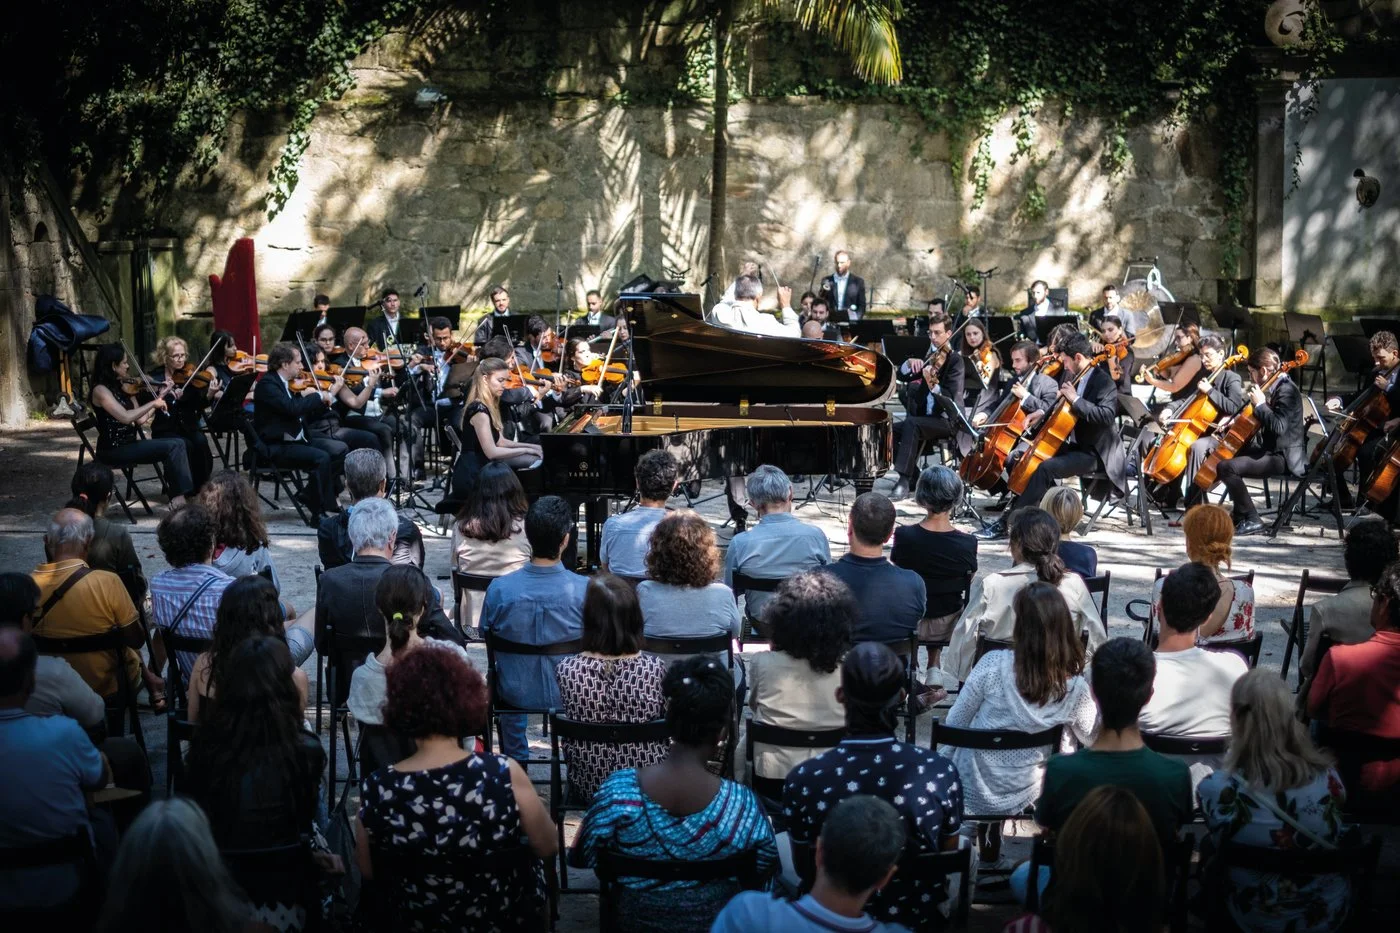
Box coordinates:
[620,323,636,435]
[382,318,437,514]
[554,272,564,338]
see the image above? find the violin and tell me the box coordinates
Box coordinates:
[1194,350,1309,490]
[227,350,256,374]
[440,340,476,365]
[921,341,954,388]
[254,353,270,373]
[969,345,999,387]
[289,369,338,393]
[581,359,628,385]
[505,366,559,390]
[1143,345,1249,485]
[538,328,560,365]
[1135,340,1196,384]
[168,363,218,392]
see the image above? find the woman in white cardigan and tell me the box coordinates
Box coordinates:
[944,507,1104,683]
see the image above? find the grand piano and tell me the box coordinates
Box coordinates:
[524,290,896,568]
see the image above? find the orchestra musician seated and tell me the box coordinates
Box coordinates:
[151,336,218,495]
[472,284,514,345]
[87,343,195,509]
[890,310,964,501]
[252,343,343,521]
[1324,330,1400,515]
[801,298,840,341]
[1017,279,1066,343]
[446,358,542,503]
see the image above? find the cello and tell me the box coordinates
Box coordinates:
[960,357,1061,491]
[1142,345,1248,484]
[1193,350,1309,490]
[1363,431,1400,507]
[1312,362,1400,471]
[1007,344,1126,495]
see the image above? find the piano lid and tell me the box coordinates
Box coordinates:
[614,292,895,406]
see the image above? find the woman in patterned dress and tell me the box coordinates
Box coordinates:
[556,573,668,802]
[355,645,556,932]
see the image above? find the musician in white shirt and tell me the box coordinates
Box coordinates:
[710,275,800,337]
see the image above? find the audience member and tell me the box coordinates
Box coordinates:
[65,462,146,607]
[713,795,910,933]
[0,628,112,912]
[1307,558,1400,801]
[556,574,668,801]
[0,572,103,730]
[317,448,425,570]
[30,508,155,706]
[1040,486,1097,578]
[942,583,1098,869]
[187,575,310,722]
[479,495,588,763]
[1007,786,1166,933]
[1199,671,1350,933]
[946,508,1104,682]
[1150,504,1255,644]
[356,646,556,930]
[891,465,978,672]
[723,465,831,622]
[451,460,532,630]
[149,503,234,684]
[746,571,852,782]
[784,643,963,932]
[600,449,679,579]
[95,798,250,933]
[638,510,741,640]
[576,656,777,932]
[1140,562,1247,783]
[185,635,327,927]
[199,470,280,588]
[824,492,926,646]
[348,565,472,729]
[1298,519,1398,711]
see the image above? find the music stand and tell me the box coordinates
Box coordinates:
[1032,314,1080,344]
[1283,311,1328,396]
[420,306,462,330]
[930,392,987,528]
[279,310,322,342]
[1209,302,1251,348]
[325,307,366,331]
[881,335,930,364]
[1331,334,1375,392]
[207,372,255,424]
[985,316,1018,347]
[848,320,896,346]
[562,323,601,342]
[493,314,538,344]
[1356,317,1396,339]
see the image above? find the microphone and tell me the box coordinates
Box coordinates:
[556,271,564,289]
[414,282,426,299]
[367,298,385,310]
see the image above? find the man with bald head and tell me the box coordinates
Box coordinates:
[31,509,150,702]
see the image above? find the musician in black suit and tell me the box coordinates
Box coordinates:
[365,289,405,349]
[817,249,866,322]
[976,332,1127,540]
[970,340,1059,428]
[1190,347,1306,536]
[1017,279,1067,344]
[473,285,515,345]
[579,289,617,331]
[801,298,841,341]
[253,343,342,519]
[1087,283,1122,333]
[1322,330,1400,513]
[890,310,965,499]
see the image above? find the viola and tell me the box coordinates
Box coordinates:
[227,350,256,374]
[581,359,628,385]
[289,369,338,392]
[1143,345,1249,484]
[1193,350,1309,491]
[1135,340,1196,384]
[168,363,219,392]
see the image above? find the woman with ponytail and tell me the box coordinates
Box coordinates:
[1150,503,1255,643]
[347,565,472,727]
[782,643,964,932]
[945,507,1105,682]
[65,462,146,605]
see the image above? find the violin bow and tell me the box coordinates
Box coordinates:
[120,339,168,402]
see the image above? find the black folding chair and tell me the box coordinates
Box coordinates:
[730,571,783,649]
[325,630,385,806]
[1280,570,1348,687]
[483,632,583,767]
[883,633,922,743]
[1207,835,1382,931]
[31,628,145,750]
[788,834,973,929]
[743,719,846,823]
[1083,571,1111,636]
[1140,732,1229,757]
[451,568,497,639]
[0,832,99,927]
[161,629,212,795]
[1315,726,1400,823]
[593,849,762,931]
[221,839,323,933]
[363,843,545,931]
[643,633,738,772]
[1206,632,1264,669]
[71,404,163,523]
[928,719,1063,821]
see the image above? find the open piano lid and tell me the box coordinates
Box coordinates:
[616,292,895,406]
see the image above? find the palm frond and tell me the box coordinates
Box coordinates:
[761,0,904,85]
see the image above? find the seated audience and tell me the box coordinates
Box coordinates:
[356,646,556,930]
[0,628,112,912]
[479,495,588,763]
[316,448,425,570]
[1006,785,1166,933]
[95,798,250,933]
[30,508,156,707]
[713,795,909,933]
[200,470,280,588]
[188,575,310,722]
[149,503,235,684]
[576,656,777,932]
[1150,504,1255,644]
[891,465,978,672]
[451,460,531,629]
[746,571,852,782]
[556,574,668,802]
[824,492,926,646]
[0,572,104,730]
[1040,486,1097,578]
[784,643,963,932]
[946,508,1104,683]
[941,582,1098,869]
[66,462,146,607]
[1308,558,1400,802]
[638,510,741,640]
[1199,670,1350,933]
[348,565,473,728]
[1298,519,1397,711]
[723,465,831,622]
[600,449,679,579]
[1140,562,1247,783]
[185,635,326,929]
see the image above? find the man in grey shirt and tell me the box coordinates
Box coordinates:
[723,466,832,621]
[0,572,105,732]
[599,449,679,578]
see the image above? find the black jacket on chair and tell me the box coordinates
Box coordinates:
[818,274,867,320]
[252,373,329,446]
[1255,375,1308,477]
[1064,365,1129,495]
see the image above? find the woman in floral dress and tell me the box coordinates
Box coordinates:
[1150,504,1255,644]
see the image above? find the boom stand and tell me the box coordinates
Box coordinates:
[382,324,439,515]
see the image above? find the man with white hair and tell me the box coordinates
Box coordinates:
[316,497,460,693]
[711,275,801,337]
[723,466,832,624]
[317,448,425,570]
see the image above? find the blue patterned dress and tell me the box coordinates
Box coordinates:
[358,753,546,932]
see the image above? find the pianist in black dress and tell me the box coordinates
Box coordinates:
[448,358,543,501]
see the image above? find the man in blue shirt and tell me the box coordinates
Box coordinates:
[824,493,926,645]
[480,495,588,762]
[723,465,831,622]
[713,794,912,933]
[0,628,110,910]
[599,449,678,579]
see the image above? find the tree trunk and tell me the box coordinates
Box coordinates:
[703,0,733,310]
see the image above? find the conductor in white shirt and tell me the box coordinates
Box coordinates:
[710,275,801,337]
